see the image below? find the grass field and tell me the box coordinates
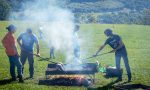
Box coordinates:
[0,21,150,90]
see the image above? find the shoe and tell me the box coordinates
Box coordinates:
[18,76,24,83]
[17,76,19,78]
[19,78,24,83]
[128,74,132,82]
[128,78,132,82]
[116,78,122,82]
[29,76,34,79]
[11,78,17,81]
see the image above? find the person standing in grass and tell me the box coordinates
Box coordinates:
[73,25,80,63]
[2,24,24,83]
[17,28,40,79]
[94,28,132,82]
[50,46,55,59]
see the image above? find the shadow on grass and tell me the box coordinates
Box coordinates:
[87,79,120,90]
[0,79,12,85]
[87,80,150,90]
[114,84,150,90]
[38,58,50,61]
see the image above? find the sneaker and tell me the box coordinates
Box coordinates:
[116,78,122,82]
[29,76,34,79]
[11,78,17,81]
[17,76,19,78]
[18,76,24,83]
[19,79,24,83]
[128,78,132,82]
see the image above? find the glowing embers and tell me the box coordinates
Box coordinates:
[39,75,92,86]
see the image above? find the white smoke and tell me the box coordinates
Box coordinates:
[9,0,83,67]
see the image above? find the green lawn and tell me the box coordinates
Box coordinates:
[0,21,150,90]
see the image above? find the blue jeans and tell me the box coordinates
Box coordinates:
[50,47,55,58]
[115,49,131,80]
[8,55,22,79]
[20,51,34,77]
[74,46,80,59]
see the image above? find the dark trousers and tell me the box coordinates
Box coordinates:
[20,51,34,77]
[115,49,131,80]
[50,47,55,59]
[8,55,22,79]
[74,46,80,59]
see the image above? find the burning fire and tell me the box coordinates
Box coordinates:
[45,75,91,86]
[47,75,85,79]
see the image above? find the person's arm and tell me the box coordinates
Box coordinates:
[1,34,9,48]
[17,35,22,48]
[36,42,40,55]
[11,35,19,56]
[14,44,19,56]
[94,44,106,56]
[34,36,40,56]
[2,36,6,47]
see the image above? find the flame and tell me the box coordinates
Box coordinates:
[47,75,85,79]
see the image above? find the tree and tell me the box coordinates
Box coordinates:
[142,9,150,25]
[0,0,10,20]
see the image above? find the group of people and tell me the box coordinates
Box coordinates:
[2,25,40,83]
[1,24,132,83]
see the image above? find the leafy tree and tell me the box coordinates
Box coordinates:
[142,9,150,25]
[0,0,10,20]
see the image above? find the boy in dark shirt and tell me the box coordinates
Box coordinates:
[94,29,131,82]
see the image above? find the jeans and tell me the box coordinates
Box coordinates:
[20,51,34,77]
[50,47,55,59]
[115,48,131,80]
[8,55,22,79]
[74,46,80,59]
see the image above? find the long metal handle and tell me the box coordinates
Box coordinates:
[21,48,57,64]
[81,52,110,61]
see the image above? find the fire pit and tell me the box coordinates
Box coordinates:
[39,61,99,86]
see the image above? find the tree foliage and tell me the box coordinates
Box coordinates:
[0,0,10,20]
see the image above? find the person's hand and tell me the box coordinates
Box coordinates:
[109,49,116,53]
[93,53,98,57]
[36,53,40,57]
[17,54,20,57]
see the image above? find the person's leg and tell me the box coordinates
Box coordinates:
[115,52,122,80]
[14,55,24,82]
[50,47,55,59]
[20,51,27,75]
[122,55,132,82]
[50,49,52,59]
[74,47,80,58]
[8,56,16,80]
[28,54,34,78]
[52,49,55,59]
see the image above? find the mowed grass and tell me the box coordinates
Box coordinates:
[0,21,150,90]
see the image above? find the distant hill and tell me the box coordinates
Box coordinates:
[5,0,150,13]
[66,0,150,13]
[1,0,150,24]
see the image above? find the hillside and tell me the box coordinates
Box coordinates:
[5,0,150,13]
[1,0,150,24]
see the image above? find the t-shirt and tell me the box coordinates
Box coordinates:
[2,32,17,56]
[18,32,38,52]
[104,34,125,51]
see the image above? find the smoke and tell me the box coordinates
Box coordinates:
[9,0,82,67]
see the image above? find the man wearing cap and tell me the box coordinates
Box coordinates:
[17,28,40,79]
[94,29,132,82]
[2,25,24,82]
